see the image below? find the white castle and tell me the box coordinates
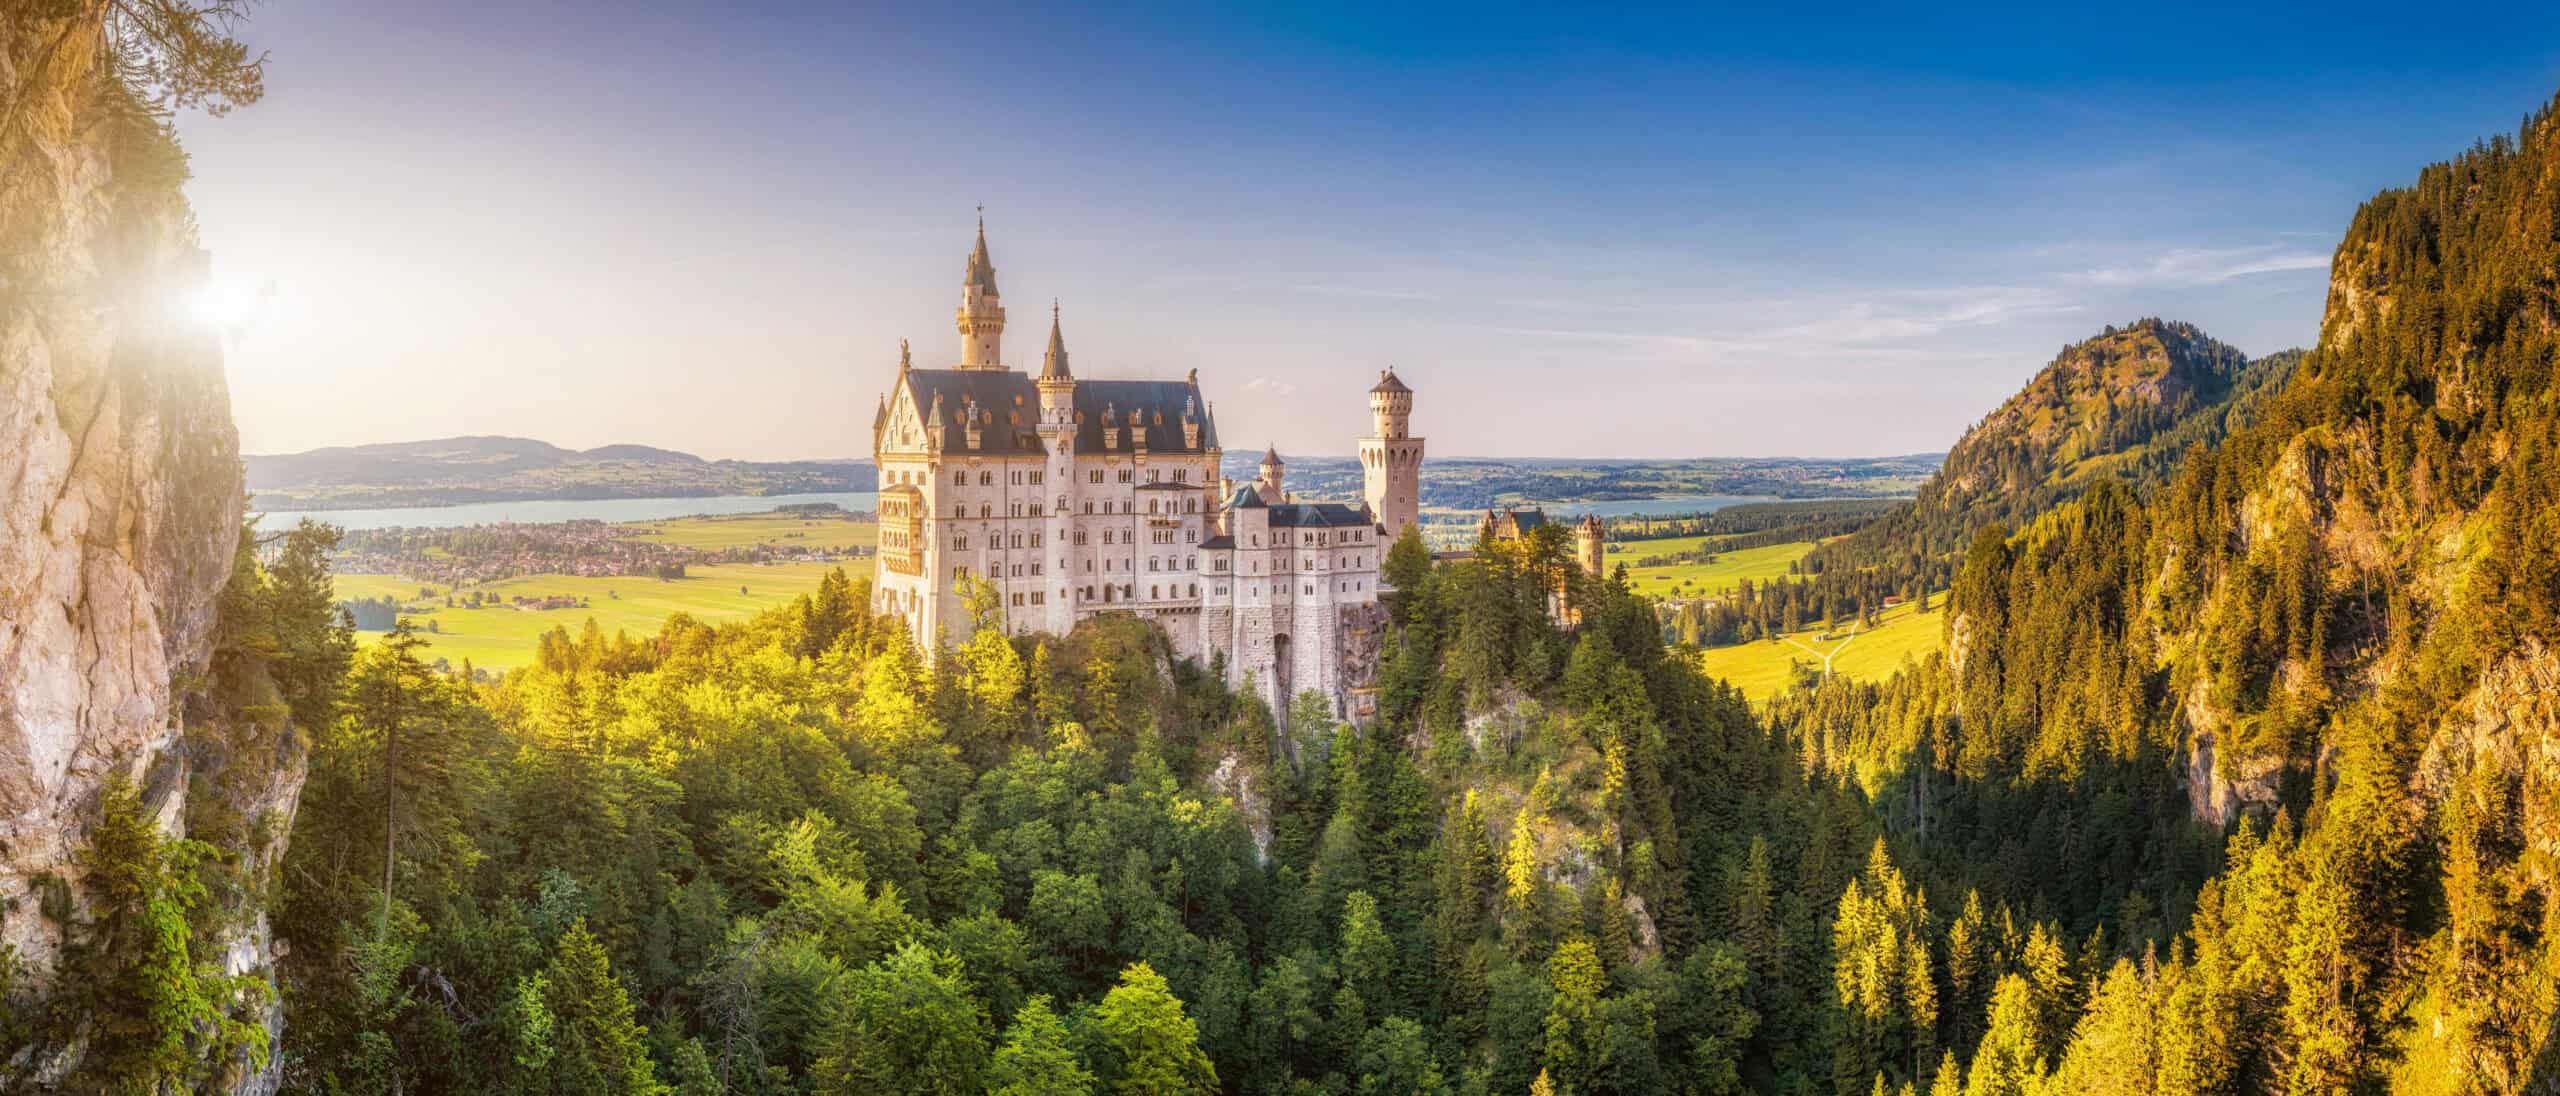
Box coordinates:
[870,220,1425,718]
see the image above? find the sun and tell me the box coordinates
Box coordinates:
[188,276,269,330]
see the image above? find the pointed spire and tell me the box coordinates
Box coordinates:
[965,209,998,293]
[1041,299,1071,381]
[1262,444,1283,467]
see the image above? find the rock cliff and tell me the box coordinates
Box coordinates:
[3,7,290,1088]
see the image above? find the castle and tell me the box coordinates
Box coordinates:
[870,220,1425,718]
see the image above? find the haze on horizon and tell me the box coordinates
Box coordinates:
[183,0,2560,462]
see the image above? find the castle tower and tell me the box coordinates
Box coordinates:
[1258,445,1285,501]
[955,215,1005,370]
[1036,303,1078,633]
[1361,368,1424,541]
[1574,514,1606,576]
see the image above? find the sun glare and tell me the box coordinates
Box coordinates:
[188,276,269,331]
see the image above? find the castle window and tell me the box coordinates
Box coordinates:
[1011,593,1024,606]
[1186,555,1195,570]
[952,566,969,579]
[1151,585,1160,599]
[1173,468,1187,482]
[1089,470,1103,483]
[1146,469,1159,483]
[1029,470,1043,485]
[979,471,993,485]
[1084,560,1093,572]
[1010,533,1022,548]
[1031,591,1044,605]
[1031,532,1042,548]
[953,533,968,549]
[1032,562,1043,575]
[954,471,966,485]
[1074,530,1088,546]
[1011,502,1023,517]
[1148,558,1159,572]
[979,504,991,518]
[1084,501,1094,514]
[1188,583,1197,596]
[1214,559,1229,572]
[1117,470,1132,483]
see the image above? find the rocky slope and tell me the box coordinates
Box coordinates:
[3,6,289,1088]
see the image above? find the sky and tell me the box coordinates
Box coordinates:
[181,1,2560,461]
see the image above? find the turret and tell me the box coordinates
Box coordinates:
[1361,368,1425,542]
[1258,445,1285,501]
[1368,367,1413,438]
[955,214,1006,369]
[1038,301,1074,424]
[1574,514,1606,576]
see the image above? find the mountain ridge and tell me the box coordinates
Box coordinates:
[245,434,877,510]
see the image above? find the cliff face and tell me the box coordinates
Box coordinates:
[2,4,282,1074]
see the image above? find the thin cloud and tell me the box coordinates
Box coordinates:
[2070,245,2330,288]
[1243,376,1298,396]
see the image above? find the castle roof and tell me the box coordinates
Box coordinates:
[1370,368,1410,395]
[1268,502,1371,529]
[897,368,1218,455]
[1228,483,1266,509]
[1040,303,1071,381]
[1261,445,1283,466]
[966,217,998,293]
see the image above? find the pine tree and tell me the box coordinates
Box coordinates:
[532,920,664,1096]
[1094,962,1218,1095]
[989,996,1096,1096]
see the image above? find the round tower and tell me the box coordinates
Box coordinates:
[955,214,1005,369]
[1574,514,1606,576]
[1361,368,1425,542]
[1258,445,1285,501]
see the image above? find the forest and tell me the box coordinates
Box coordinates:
[7,3,2560,1093]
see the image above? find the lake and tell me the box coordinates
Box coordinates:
[262,492,882,531]
[263,490,1776,533]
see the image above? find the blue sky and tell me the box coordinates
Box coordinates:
[184,1,2560,460]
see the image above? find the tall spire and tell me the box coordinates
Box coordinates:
[966,208,998,293]
[955,209,1006,369]
[1040,299,1071,381]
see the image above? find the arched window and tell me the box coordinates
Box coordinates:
[979,471,993,485]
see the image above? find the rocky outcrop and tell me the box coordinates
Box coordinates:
[3,6,289,1086]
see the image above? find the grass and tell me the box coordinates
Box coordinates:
[622,511,877,551]
[1606,537,1819,600]
[350,562,847,670]
[1693,600,1947,702]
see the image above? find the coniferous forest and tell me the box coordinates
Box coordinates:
[8,5,2560,1095]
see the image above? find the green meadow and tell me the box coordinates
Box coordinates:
[1692,599,1946,702]
[347,562,847,670]
[621,510,877,551]
[1604,536,1820,599]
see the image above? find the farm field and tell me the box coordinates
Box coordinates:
[1692,599,1946,702]
[1606,537,1819,599]
[346,561,846,670]
[621,511,877,551]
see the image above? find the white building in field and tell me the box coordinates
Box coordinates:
[870,219,1425,718]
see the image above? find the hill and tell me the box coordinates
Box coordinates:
[1782,322,2298,618]
[1762,95,2560,1092]
[246,435,876,509]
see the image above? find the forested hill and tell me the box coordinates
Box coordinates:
[246,435,876,509]
[1786,321,2297,614]
[1767,95,2560,1093]
[1925,320,2288,521]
